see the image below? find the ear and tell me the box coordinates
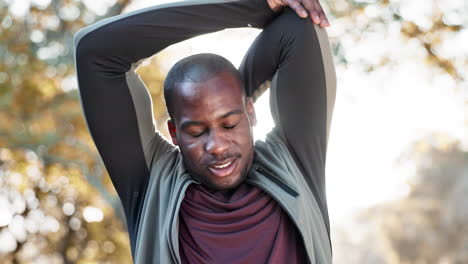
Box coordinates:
[246,98,257,127]
[167,120,178,146]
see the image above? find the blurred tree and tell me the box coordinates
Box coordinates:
[0,148,131,263]
[326,0,466,82]
[334,134,468,263]
[378,134,468,263]
[0,0,155,263]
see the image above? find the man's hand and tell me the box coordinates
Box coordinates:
[267,0,330,27]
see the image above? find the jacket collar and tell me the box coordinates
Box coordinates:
[248,161,299,198]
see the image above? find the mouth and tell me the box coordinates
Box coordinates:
[207,158,238,178]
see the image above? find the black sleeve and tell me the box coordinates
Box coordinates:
[239,8,337,235]
[74,0,277,254]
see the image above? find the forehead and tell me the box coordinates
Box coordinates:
[172,72,245,122]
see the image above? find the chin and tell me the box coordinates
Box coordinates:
[206,173,245,191]
[212,158,253,191]
[186,154,254,191]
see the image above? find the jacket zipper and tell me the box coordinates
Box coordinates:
[254,166,299,197]
[248,167,312,264]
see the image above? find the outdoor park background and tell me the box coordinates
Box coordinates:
[0,0,466,263]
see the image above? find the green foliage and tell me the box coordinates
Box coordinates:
[0,0,135,263]
[326,0,465,81]
[0,148,132,263]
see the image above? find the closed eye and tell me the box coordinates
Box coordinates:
[223,124,237,129]
[190,131,205,138]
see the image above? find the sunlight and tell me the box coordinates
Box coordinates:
[83,206,104,223]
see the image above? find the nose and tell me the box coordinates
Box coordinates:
[205,129,229,156]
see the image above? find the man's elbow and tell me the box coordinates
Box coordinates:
[73,25,107,64]
[74,28,92,66]
[73,27,87,51]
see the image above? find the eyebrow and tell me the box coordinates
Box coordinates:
[180,120,203,131]
[221,109,243,119]
[180,110,243,130]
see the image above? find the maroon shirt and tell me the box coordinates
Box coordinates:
[179,182,307,263]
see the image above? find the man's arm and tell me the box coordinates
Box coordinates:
[239,2,336,236]
[74,0,276,253]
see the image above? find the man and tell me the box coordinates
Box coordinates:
[74,0,336,263]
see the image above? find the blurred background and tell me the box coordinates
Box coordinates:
[0,0,466,263]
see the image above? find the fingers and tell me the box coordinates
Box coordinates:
[309,10,320,24]
[285,0,308,18]
[285,0,330,27]
[319,18,329,27]
[318,6,330,27]
[306,1,330,27]
[310,10,330,27]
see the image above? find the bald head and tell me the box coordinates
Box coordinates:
[164,53,244,119]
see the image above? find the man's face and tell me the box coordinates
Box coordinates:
[168,72,256,191]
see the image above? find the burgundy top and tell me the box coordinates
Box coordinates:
[178,182,307,263]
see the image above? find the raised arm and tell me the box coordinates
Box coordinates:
[239,2,336,236]
[74,0,277,254]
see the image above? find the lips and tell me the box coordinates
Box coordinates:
[207,158,238,178]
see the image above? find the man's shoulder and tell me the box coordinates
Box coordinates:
[254,128,287,156]
[253,128,294,175]
[149,147,187,184]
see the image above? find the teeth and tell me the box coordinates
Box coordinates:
[214,161,232,169]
